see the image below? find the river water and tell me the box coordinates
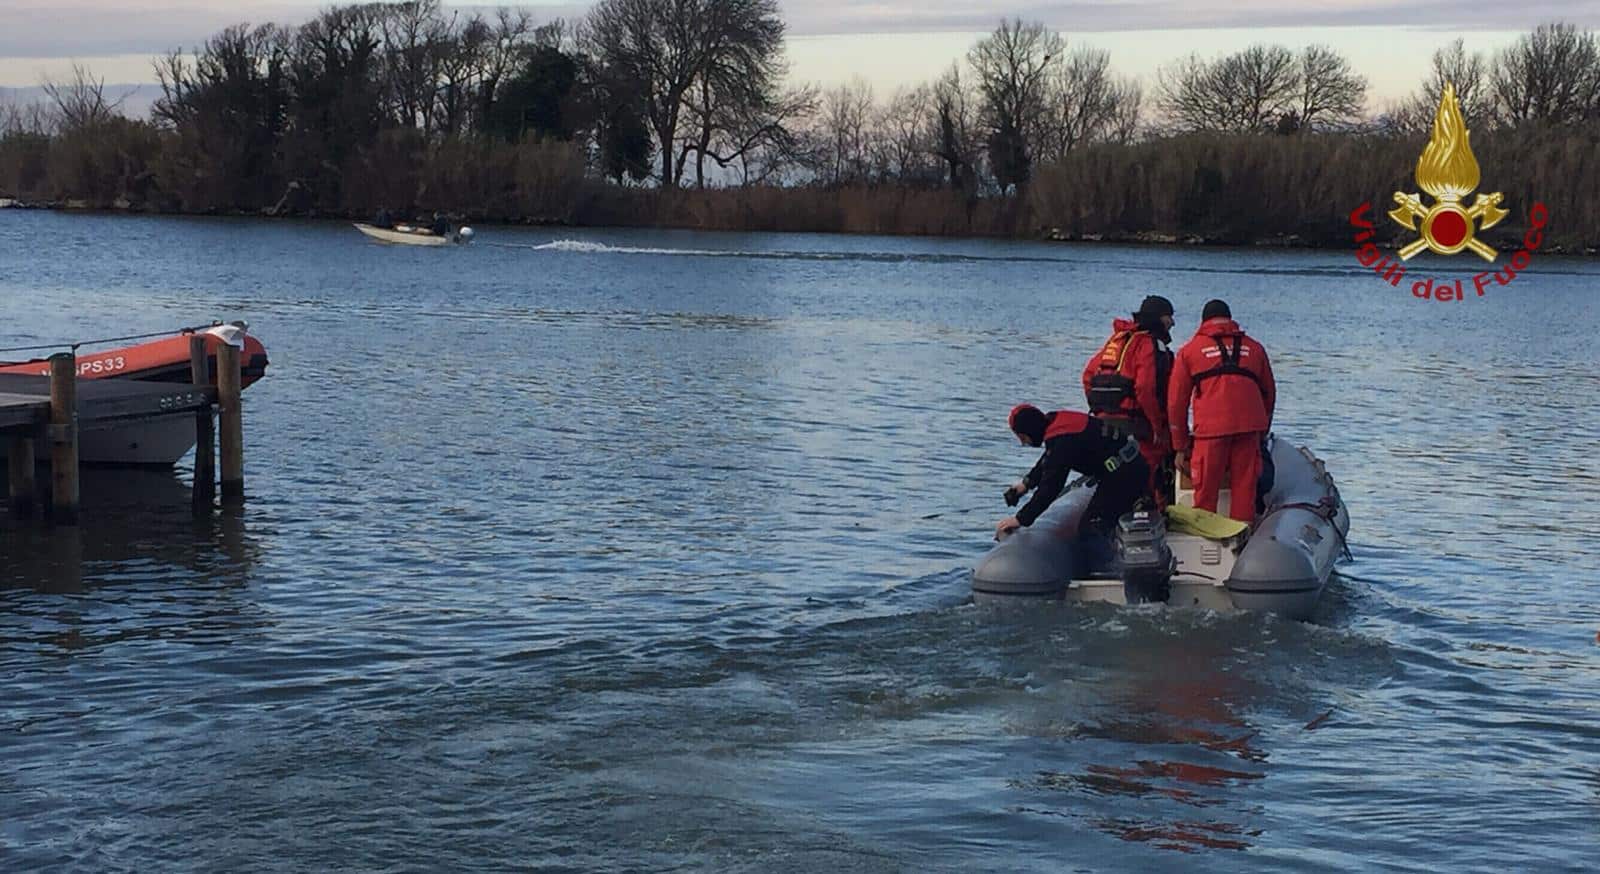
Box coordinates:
[2,211,1597,871]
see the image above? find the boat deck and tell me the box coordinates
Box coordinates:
[0,373,214,435]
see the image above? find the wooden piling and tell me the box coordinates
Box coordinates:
[189,335,215,513]
[48,352,79,524]
[8,435,35,516]
[217,342,244,503]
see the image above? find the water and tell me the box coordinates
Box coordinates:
[2,212,1598,871]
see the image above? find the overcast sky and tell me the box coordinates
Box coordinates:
[5,1,1600,109]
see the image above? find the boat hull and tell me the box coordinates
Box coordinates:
[0,323,267,467]
[353,223,467,246]
[81,411,199,466]
[0,323,267,389]
[972,436,1349,621]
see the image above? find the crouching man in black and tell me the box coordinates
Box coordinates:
[995,404,1151,541]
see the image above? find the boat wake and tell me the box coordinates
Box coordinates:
[501,238,1071,265]
[487,238,1473,278]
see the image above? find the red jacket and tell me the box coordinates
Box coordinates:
[1081,318,1167,444]
[1168,318,1275,452]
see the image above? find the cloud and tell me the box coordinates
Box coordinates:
[0,2,583,57]
[2,0,1597,58]
[781,0,1600,35]
[2,3,311,56]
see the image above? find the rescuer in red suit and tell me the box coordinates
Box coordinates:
[1167,299,1276,523]
[994,404,1151,542]
[1081,295,1176,508]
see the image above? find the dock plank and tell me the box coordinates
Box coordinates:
[0,374,214,435]
[0,392,48,431]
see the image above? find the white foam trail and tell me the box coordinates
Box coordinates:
[493,237,1090,267]
[532,239,733,257]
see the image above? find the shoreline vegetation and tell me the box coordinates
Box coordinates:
[2,3,1598,255]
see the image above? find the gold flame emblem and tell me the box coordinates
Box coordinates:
[1388,83,1507,261]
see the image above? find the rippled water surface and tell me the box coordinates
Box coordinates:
[3,212,1598,871]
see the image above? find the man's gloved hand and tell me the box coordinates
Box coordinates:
[1003,479,1027,506]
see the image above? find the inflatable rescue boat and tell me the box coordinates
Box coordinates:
[0,322,269,466]
[972,435,1349,620]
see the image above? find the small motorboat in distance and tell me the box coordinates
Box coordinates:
[0,322,269,466]
[353,222,474,246]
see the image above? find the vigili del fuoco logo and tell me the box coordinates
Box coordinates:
[1348,83,1549,301]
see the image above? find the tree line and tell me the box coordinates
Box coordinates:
[1,4,1597,251]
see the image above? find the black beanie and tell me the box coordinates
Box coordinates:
[1202,299,1232,320]
[1008,404,1047,444]
[1135,295,1174,320]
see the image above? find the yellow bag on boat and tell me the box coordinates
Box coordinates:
[1165,504,1250,540]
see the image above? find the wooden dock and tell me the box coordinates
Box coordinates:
[0,342,243,523]
[0,375,213,431]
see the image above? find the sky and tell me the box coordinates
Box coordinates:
[4,0,1600,114]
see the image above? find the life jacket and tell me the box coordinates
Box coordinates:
[1089,331,1172,445]
[1089,329,1172,414]
[1193,336,1263,388]
[1042,411,1090,441]
[1044,411,1141,475]
[1087,331,1139,415]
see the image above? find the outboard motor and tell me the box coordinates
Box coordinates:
[1116,509,1174,604]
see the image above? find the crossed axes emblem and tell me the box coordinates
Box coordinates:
[1388,191,1508,262]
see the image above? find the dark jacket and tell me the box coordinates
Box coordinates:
[1016,410,1146,527]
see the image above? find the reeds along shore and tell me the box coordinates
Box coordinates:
[5,124,1594,253]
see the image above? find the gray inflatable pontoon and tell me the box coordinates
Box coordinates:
[971,434,1349,620]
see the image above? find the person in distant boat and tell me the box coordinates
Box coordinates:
[430,212,449,236]
[995,404,1151,541]
[1167,299,1276,523]
[1082,295,1176,508]
[374,207,394,229]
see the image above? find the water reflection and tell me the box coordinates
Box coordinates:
[1014,624,1280,854]
[1,468,261,653]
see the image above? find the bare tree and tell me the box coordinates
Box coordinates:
[1295,45,1367,131]
[1157,54,1225,132]
[1393,39,1491,133]
[433,13,490,137]
[1219,45,1299,131]
[585,0,785,188]
[968,18,1062,192]
[712,84,818,185]
[819,78,875,184]
[1491,22,1600,127]
[584,0,693,186]
[931,63,980,191]
[1159,44,1298,133]
[680,0,786,188]
[1106,77,1144,144]
[1,98,53,135]
[42,64,125,132]
[472,9,539,131]
[380,0,448,134]
[1040,46,1117,160]
[871,85,935,183]
[152,23,293,209]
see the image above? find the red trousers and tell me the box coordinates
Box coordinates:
[1192,432,1262,522]
[1137,438,1168,511]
